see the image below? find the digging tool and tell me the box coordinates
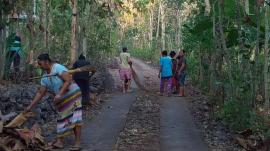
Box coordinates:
[29,65,96,80]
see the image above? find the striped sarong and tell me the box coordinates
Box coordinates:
[54,83,83,138]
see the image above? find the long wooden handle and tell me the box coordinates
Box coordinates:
[29,65,96,80]
[29,74,57,80]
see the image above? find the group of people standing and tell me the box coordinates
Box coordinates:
[159,49,187,97]
[117,47,187,97]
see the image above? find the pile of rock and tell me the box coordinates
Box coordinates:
[90,58,114,94]
[0,83,57,138]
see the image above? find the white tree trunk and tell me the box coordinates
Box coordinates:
[204,0,211,16]
[149,9,153,47]
[245,0,250,15]
[71,0,78,63]
[45,0,49,50]
[177,10,182,48]
[156,1,161,40]
[161,1,166,50]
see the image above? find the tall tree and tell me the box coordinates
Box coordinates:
[156,1,161,41]
[70,0,78,63]
[160,1,166,50]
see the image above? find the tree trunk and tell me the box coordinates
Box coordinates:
[82,27,87,57]
[160,1,165,51]
[264,4,269,109]
[209,3,217,95]
[70,0,78,64]
[235,0,246,99]
[27,0,35,51]
[0,10,6,79]
[199,50,204,88]
[204,0,211,16]
[218,0,227,53]
[156,1,161,41]
[149,9,153,48]
[44,0,48,49]
[218,0,234,100]
[245,0,249,15]
[177,10,182,48]
[254,0,261,107]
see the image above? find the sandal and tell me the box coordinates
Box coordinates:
[69,146,82,151]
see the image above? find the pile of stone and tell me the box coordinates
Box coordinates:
[0,83,57,127]
[90,58,114,94]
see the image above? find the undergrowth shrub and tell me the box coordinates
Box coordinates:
[218,99,266,132]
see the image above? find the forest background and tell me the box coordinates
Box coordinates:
[1,0,270,136]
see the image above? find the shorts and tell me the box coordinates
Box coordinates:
[119,68,132,80]
[179,73,186,86]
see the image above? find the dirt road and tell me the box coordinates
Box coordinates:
[58,58,209,151]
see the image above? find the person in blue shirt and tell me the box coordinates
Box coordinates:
[25,54,83,150]
[158,50,173,96]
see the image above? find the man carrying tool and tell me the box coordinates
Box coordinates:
[25,53,82,151]
[72,54,95,106]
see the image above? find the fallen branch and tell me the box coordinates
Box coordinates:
[0,112,48,151]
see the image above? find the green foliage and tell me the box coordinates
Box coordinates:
[134,0,152,12]
[130,47,157,61]
[5,33,16,50]
[218,99,264,131]
[186,51,199,84]
[188,17,212,34]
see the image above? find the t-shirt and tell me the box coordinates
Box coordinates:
[72,59,91,80]
[41,63,68,94]
[120,52,131,69]
[160,56,173,78]
[177,56,187,73]
[9,37,22,56]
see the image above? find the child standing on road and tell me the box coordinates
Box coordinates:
[169,51,177,93]
[158,50,173,96]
